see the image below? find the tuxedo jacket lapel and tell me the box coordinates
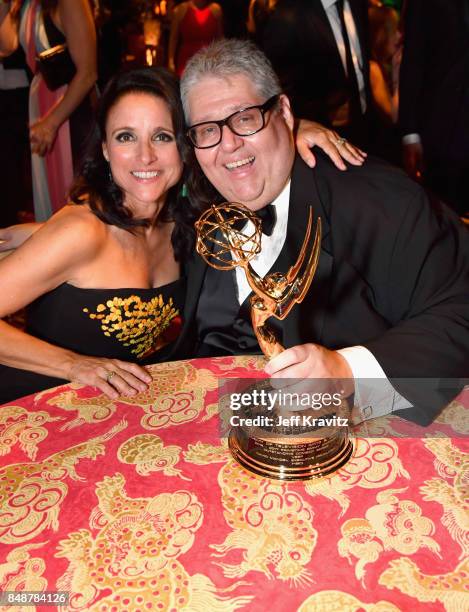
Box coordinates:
[276,156,333,347]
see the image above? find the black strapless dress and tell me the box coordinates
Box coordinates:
[0,279,185,403]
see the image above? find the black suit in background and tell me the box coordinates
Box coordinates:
[263,0,371,146]
[0,47,32,226]
[399,0,469,215]
[170,154,469,423]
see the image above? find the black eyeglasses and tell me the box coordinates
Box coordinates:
[186,95,279,149]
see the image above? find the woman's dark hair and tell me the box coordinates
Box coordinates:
[70,67,200,261]
[40,0,58,14]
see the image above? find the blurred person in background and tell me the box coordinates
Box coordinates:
[246,0,276,45]
[218,0,250,38]
[399,0,469,217]
[263,0,372,148]
[168,0,223,77]
[368,3,399,123]
[0,0,97,221]
[0,45,32,226]
[367,2,400,162]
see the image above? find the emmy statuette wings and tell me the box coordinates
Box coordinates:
[195,202,322,358]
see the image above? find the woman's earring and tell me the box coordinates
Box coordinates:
[181,183,188,198]
[108,164,113,183]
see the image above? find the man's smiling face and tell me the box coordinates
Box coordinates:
[187,73,295,211]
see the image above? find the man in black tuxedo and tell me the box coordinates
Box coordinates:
[262,0,371,147]
[176,38,468,423]
[399,0,469,216]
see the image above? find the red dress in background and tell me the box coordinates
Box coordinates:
[175,4,219,76]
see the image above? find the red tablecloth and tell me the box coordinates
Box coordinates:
[0,356,467,611]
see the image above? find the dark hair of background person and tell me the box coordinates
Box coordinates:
[39,0,58,13]
[368,4,399,66]
[69,67,200,261]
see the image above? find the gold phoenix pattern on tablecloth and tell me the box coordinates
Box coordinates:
[303,438,410,515]
[0,406,63,460]
[434,400,469,434]
[338,488,439,582]
[118,362,218,430]
[83,294,179,358]
[118,434,190,480]
[420,438,469,559]
[0,420,126,545]
[379,557,469,610]
[47,391,117,431]
[55,473,252,611]
[297,590,401,611]
[212,460,317,586]
[0,356,467,611]
[185,443,317,585]
[0,543,48,595]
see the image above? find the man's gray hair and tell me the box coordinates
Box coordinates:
[180,38,282,122]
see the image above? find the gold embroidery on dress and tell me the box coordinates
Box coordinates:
[83,294,179,358]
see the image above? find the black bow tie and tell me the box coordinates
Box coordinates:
[256,204,276,236]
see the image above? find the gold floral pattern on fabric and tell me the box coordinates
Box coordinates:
[434,400,468,434]
[55,473,252,611]
[353,416,405,439]
[118,362,218,429]
[0,420,126,545]
[211,459,317,586]
[118,434,190,480]
[338,488,439,582]
[0,543,48,597]
[205,355,268,374]
[297,590,401,611]
[420,438,469,559]
[83,294,179,358]
[379,557,469,610]
[184,441,230,465]
[46,391,117,431]
[304,439,410,515]
[0,406,63,460]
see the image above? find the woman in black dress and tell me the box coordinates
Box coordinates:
[0,67,195,403]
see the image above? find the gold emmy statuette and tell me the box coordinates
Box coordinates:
[195,202,353,480]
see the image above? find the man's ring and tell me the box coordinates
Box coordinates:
[106,371,116,382]
[335,137,347,146]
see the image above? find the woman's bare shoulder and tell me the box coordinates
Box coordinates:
[38,204,109,256]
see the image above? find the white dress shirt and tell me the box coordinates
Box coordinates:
[321,0,367,114]
[235,180,412,421]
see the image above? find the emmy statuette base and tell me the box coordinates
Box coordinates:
[228,427,354,481]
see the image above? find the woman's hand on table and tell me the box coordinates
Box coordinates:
[296,119,367,170]
[65,355,153,399]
